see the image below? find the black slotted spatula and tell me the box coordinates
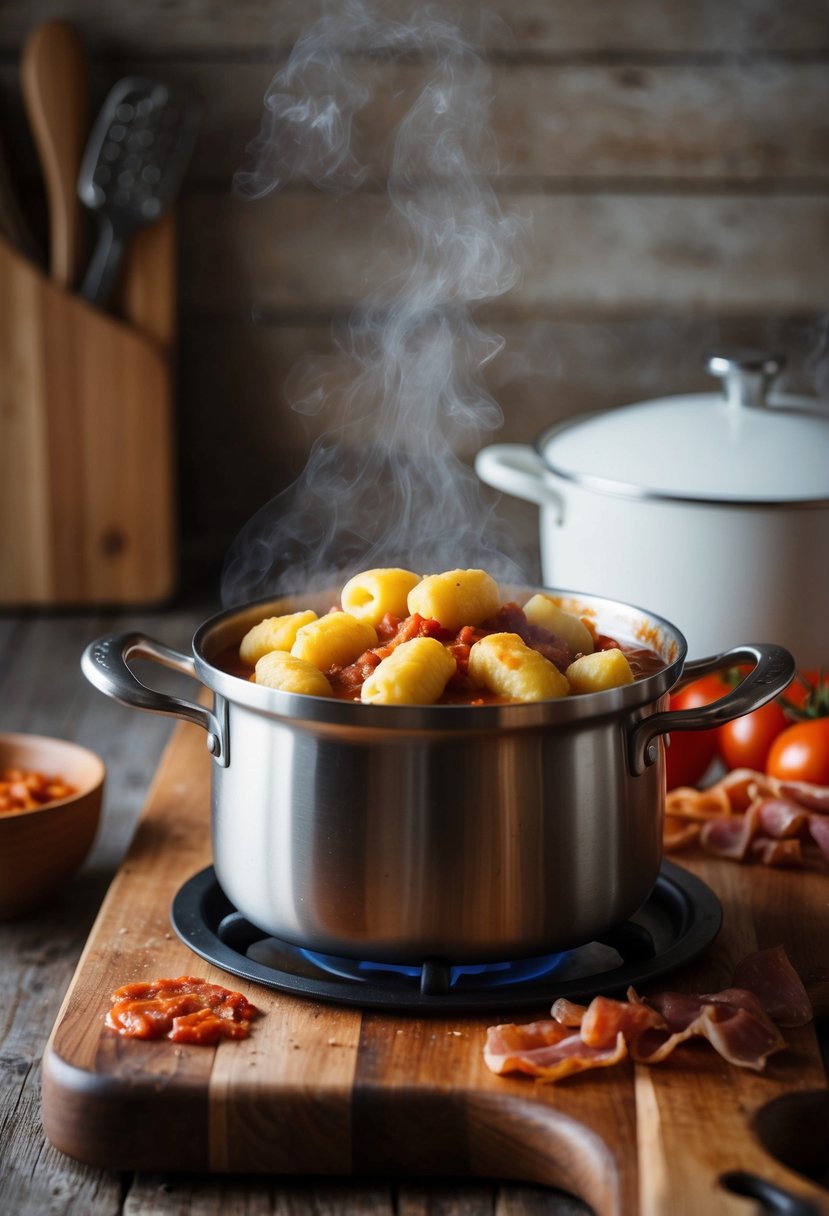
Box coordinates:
[78,76,199,308]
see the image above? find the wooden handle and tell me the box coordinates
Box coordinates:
[116,212,177,351]
[0,234,176,605]
[21,20,89,289]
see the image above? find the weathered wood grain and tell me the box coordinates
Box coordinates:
[1,0,826,56]
[3,60,828,186]
[178,191,829,317]
[175,312,829,577]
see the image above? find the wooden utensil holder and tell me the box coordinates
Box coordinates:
[0,233,176,606]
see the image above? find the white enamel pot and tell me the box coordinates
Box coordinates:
[476,353,829,666]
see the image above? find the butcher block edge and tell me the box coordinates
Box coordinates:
[40,717,829,1216]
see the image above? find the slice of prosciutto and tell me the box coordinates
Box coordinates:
[808,813,829,863]
[484,947,809,1082]
[731,945,813,1027]
[484,1019,627,1082]
[776,780,829,814]
[664,770,829,868]
[629,987,785,1070]
[749,837,803,867]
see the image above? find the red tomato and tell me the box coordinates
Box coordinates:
[665,675,730,789]
[766,718,829,786]
[718,699,790,773]
[782,670,827,713]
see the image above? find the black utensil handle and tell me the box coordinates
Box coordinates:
[79,217,125,306]
[720,1170,822,1216]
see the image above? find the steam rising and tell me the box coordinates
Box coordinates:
[222,0,529,606]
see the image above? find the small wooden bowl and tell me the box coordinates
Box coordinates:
[0,733,105,919]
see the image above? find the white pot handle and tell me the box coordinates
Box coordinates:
[475,444,564,516]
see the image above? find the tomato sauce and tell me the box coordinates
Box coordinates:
[106,976,262,1045]
[216,601,665,704]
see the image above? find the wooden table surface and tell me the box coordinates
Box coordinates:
[0,602,587,1216]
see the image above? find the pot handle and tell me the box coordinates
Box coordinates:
[81,632,228,766]
[628,642,795,775]
[475,443,565,517]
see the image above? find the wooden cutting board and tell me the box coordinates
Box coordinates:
[42,719,829,1215]
[0,234,176,606]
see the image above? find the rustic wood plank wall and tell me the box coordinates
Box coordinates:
[1,0,827,587]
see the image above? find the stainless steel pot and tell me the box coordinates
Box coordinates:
[82,588,794,964]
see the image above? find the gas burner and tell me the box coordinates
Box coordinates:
[171,862,720,1014]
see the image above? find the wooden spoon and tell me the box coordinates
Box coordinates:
[21,19,89,289]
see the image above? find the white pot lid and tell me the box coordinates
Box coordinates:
[538,353,829,505]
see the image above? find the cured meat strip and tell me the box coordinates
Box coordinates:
[664,784,732,821]
[699,803,761,860]
[663,815,700,851]
[628,987,785,1070]
[578,994,667,1049]
[808,813,829,862]
[749,837,804,867]
[731,945,812,1027]
[484,1019,627,1082]
[668,773,829,869]
[484,948,809,1082]
[755,798,810,839]
[776,781,829,814]
[550,998,587,1027]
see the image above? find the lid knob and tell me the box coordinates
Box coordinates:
[706,350,785,411]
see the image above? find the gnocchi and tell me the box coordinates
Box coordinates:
[523,595,594,657]
[291,612,378,670]
[407,568,501,632]
[341,567,421,627]
[255,650,334,697]
[566,649,634,694]
[236,565,663,705]
[239,610,318,666]
[361,637,456,705]
[468,633,570,702]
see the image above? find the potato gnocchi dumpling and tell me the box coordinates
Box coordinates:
[468,633,570,702]
[407,568,501,633]
[291,612,378,671]
[566,648,634,694]
[361,637,457,705]
[341,567,421,627]
[240,566,661,704]
[523,595,594,657]
[239,610,318,666]
[255,650,334,697]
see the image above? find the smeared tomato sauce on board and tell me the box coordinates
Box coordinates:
[106,976,262,1044]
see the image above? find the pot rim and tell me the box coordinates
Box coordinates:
[192,583,687,730]
[534,412,829,509]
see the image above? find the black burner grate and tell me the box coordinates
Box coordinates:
[170,861,721,1014]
